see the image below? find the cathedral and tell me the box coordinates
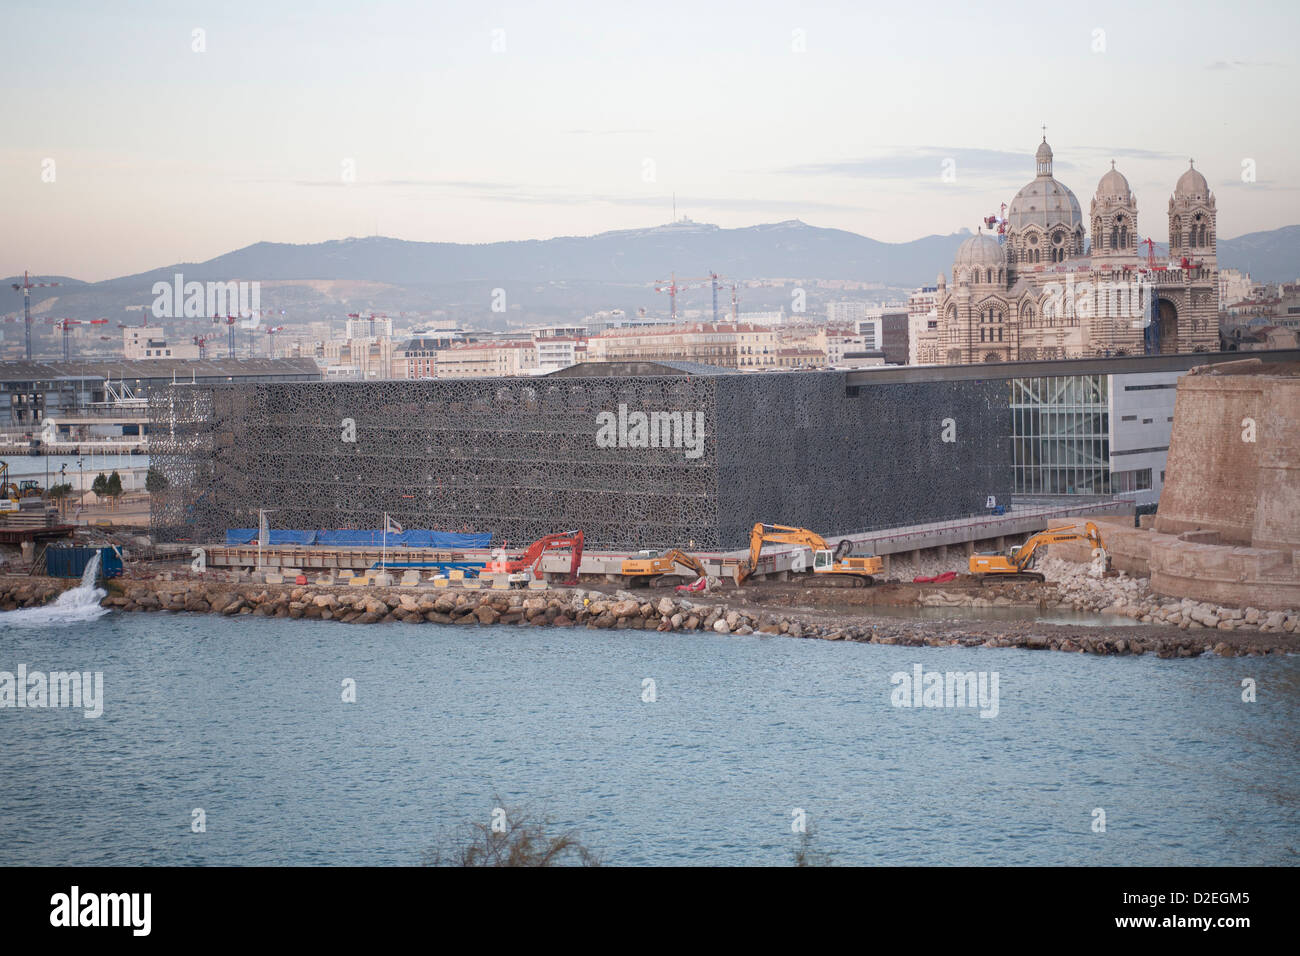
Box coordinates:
[916,137,1221,364]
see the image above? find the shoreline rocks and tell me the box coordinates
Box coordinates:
[0,575,1294,659]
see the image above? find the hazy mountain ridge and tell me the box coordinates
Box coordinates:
[3,220,1296,329]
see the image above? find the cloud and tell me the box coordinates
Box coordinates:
[779,146,1048,181]
[561,128,653,135]
[287,177,861,212]
[1206,59,1276,70]
[1073,146,1184,162]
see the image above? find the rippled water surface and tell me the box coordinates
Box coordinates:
[2,611,1296,865]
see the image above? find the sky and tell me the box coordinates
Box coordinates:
[2,0,1298,281]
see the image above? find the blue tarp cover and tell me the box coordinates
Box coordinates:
[225,529,492,548]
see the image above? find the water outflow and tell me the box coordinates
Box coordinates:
[0,550,109,628]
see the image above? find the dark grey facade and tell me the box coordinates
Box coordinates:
[149,370,1011,550]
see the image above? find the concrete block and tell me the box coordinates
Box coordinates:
[527,579,548,590]
[400,570,421,587]
[462,579,480,589]
[449,569,465,580]
[433,577,450,589]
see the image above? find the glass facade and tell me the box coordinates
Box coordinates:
[1010,375,1110,494]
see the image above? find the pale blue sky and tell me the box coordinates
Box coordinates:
[2,0,1297,279]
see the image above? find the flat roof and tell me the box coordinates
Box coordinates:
[0,357,322,384]
[844,348,1300,385]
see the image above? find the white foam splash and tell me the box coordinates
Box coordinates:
[0,551,109,628]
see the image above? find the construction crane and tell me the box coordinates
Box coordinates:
[620,548,707,588]
[10,271,60,360]
[50,317,107,362]
[487,530,583,586]
[983,204,1009,243]
[737,523,882,587]
[1139,238,1168,271]
[263,325,285,358]
[192,334,213,360]
[969,522,1107,583]
[346,312,388,337]
[654,273,728,324]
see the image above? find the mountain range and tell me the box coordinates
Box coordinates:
[4,219,1297,334]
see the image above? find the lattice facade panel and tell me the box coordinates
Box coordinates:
[150,373,1011,551]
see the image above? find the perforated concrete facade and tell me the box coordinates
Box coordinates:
[149,371,1011,550]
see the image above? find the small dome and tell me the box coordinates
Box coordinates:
[1035,140,1053,166]
[1096,163,1132,200]
[1175,161,1210,200]
[954,233,1006,270]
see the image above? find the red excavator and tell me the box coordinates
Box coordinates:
[488,530,583,586]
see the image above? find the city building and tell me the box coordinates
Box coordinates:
[123,326,201,360]
[919,139,1221,364]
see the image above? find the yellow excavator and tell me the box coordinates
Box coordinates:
[621,548,708,588]
[0,461,43,502]
[737,523,882,587]
[969,521,1107,583]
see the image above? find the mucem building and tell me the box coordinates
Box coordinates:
[149,363,1011,551]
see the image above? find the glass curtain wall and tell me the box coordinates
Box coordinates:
[1010,375,1110,494]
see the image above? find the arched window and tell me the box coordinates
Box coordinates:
[1110,225,1118,250]
[1119,225,1128,249]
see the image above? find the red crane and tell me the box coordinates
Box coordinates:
[10,271,60,360]
[488,531,583,585]
[654,274,727,323]
[264,325,285,358]
[50,317,107,362]
[346,311,388,337]
[1139,238,1167,271]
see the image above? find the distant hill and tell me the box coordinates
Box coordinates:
[1217,225,1300,282]
[4,219,1297,333]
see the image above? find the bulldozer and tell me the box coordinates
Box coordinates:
[0,461,43,502]
[737,523,882,587]
[620,548,708,588]
[969,521,1107,584]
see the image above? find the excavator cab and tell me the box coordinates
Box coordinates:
[812,549,834,571]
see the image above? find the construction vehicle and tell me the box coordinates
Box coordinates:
[620,548,707,588]
[488,530,583,586]
[969,522,1107,583]
[737,523,882,587]
[0,461,43,502]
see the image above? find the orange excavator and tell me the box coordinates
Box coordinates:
[620,548,708,588]
[737,523,882,587]
[969,522,1107,583]
[488,530,583,586]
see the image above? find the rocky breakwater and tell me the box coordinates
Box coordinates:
[1040,555,1300,654]
[0,577,76,610]
[86,578,1298,658]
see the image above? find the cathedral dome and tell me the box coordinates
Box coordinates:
[954,232,1006,269]
[1174,161,1210,200]
[1007,138,1082,232]
[1096,164,1132,201]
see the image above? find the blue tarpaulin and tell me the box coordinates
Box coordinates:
[224,529,492,549]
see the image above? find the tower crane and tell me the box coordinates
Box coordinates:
[10,271,60,360]
[50,317,107,362]
[654,272,729,323]
[264,325,285,358]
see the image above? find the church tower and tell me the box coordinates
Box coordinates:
[1168,160,1217,269]
[1090,161,1139,271]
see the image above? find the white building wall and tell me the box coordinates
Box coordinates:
[1108,370,1182,507]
